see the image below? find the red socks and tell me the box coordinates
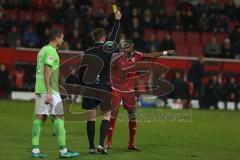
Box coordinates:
[128,121,136,147]
[107,118,116,144]
[107,118,137,147]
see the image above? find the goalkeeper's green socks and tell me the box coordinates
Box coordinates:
[32,118,42,150]
[53,118,67,151]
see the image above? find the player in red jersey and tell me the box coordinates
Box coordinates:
[107,40,175,150]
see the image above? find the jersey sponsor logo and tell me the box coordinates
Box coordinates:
[47,56,53,63]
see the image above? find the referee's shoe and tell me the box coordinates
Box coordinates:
[97,145,109,154]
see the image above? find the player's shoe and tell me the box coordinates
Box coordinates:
[106,142,112,149]
[97,145,109,154]
[128,145,141,151]
[59,150,80,158]
[89,148,97,154]
[32,152,48,158]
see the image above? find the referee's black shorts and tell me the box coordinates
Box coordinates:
[82,83,112,110]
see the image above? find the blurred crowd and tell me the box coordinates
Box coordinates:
[169,57,240,110]
[0,0,240,109]
[0,0,240,58]
[0,64,35,98]
[1,61,239,110]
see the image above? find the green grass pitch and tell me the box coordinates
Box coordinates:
[0,100,240,160]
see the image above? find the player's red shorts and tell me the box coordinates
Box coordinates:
[111,89,136,110]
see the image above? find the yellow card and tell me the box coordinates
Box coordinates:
[112,5,117,13]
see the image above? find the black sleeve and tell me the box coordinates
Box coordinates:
[78,52,88,85]
[78,65,87,85]
[108,20,120,42]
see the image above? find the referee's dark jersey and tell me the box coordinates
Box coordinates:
[79,20,120,110]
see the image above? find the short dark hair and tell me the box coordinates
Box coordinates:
[49,28,63,41]
[91,28,106,42]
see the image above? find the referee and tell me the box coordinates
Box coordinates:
[79,11,122,154]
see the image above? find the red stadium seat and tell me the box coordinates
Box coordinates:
[156,30,169,42]
[165,5,176,16]
[190,45,204,57]
[164,0,177,6]
[106,3,113,16]
[34,11,49,24]
[51,24,65,33]
[219,0,228,6]
[32,0,44,9]
[171,31,186,45]
[165,70,174,81]
[93,2,104,8]
[91,0,105,15]
[200,32,214,46]
[204,0,212,5]
[4,9,18,20]
[144,29,155,41]
[216,32,228,44]
[186,32,201,46]
[32,0,53,9]
[92,0,104,8]
[19,10,33,23]
[176,44,190,56]
[229,21,239,31]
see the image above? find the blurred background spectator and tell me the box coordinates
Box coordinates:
[144,33,160,52]
[170,71,188,107]
[22,25,40,48]
[203,75,222,109]
[205,35,221,58]
[160,34,176,51]
[188,57,205,108]
[0,2,3,21]
[6,26,21,48]
[198,12,210,32]
[0,64,12,99]
[221,38,235,58]
[13,65,25,90]
[223,76,239,110]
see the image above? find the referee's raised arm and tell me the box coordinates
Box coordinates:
[79,10,123,154]
[109,11,122,42]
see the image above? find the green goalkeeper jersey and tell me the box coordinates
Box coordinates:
[35,44,59,94]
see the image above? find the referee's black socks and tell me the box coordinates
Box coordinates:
[87,121,95,149]
[99,120,110,147]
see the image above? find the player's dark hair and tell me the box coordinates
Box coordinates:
[120,40,134,51]
[49,28,63,41]
[91,28,106,42]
